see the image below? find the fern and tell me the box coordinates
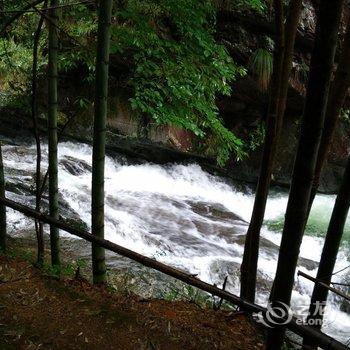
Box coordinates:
[249,48,273,92]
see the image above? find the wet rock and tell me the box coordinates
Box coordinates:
[186,200,245,222]
[339,275,350,314]
[60,156,92,176]
[340,299,350,314]
[4,167,33,178]
[5,179,34,196]
[208,259,273,295]
[298,257,318,271]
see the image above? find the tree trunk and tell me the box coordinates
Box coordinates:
[303,156,350,348]
[0,0,46,37]
[307,17,350,212]
[240,0,285,303]
[240,0,302,303]
[91,0,113,285]
[266,1,343,348]
[276,0,303,126]
[48,0,60,266]
[32,2,48,266]
[0,143,6,251]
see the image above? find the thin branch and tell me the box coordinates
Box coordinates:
[38,113,80,200]
[329,264,350,277]
[0,0,45,35]
[297,271,350,302]
[214,276,228,310]
[330,281,350,287]
[31,0,48,266]
[23,0,83,46]
[0,0,93,13]
[1,0,84,47]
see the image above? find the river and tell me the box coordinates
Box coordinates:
[2,138,350,344]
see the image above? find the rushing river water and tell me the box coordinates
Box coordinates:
[2,138,350,344]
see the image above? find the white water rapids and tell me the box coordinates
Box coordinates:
[2,140,350,344]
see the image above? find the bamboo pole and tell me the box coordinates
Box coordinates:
[240,0,286,303]
[91,0,113,285]
[31,2,48,266]
[0,196,348,350]
[266,0,344,347]
[0,145,6,251]
[0,0,45,36]
[298,271,350,302]
[48,0,60,267]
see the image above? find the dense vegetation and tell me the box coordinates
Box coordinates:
[1,1,350,350]
[0,0,270,164]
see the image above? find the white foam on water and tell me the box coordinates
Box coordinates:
[2,140,350,344]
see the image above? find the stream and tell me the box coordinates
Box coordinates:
[2,137,350,344]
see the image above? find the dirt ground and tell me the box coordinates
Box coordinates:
[0,253,265,350]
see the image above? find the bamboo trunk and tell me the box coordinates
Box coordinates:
[303,156,350,349]
[0,0,46,36]
[0,144,6,251]
[91,0,113,284]
[240,0,285,303]
[48,0,60,267]
[266,1,344,348]
[240,0,302,303]
[308,18,350,212]
[298,271,350,303]
[31,2,48,266]
[276,0,303,125]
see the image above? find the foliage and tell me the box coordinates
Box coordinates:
[0,2,49,100]
[213,0,267,12]
[237,0,266,11]
[0,0,271,164]
[247,121,266,151]
[111,0,247,164]
[4,246,34,262]
[74,97,92,110]
[3,245,87,278]
[0,37,39,107]
[58,2,97,78]
[0,0,97,97]
[249,47,273,92]
[43,258,87,278]
[340,108,350,122]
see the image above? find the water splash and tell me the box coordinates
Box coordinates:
[2,140,350,343]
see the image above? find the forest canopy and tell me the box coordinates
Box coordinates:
[1,1,350,349]
[0,0,265,164]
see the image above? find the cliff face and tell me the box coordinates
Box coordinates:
[215,1,350,193]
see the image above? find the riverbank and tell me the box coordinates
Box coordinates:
[0,244,265,350]
[0,112,347,194]
[2,138,350,344]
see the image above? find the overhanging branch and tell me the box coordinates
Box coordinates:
[0,0,45,36]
